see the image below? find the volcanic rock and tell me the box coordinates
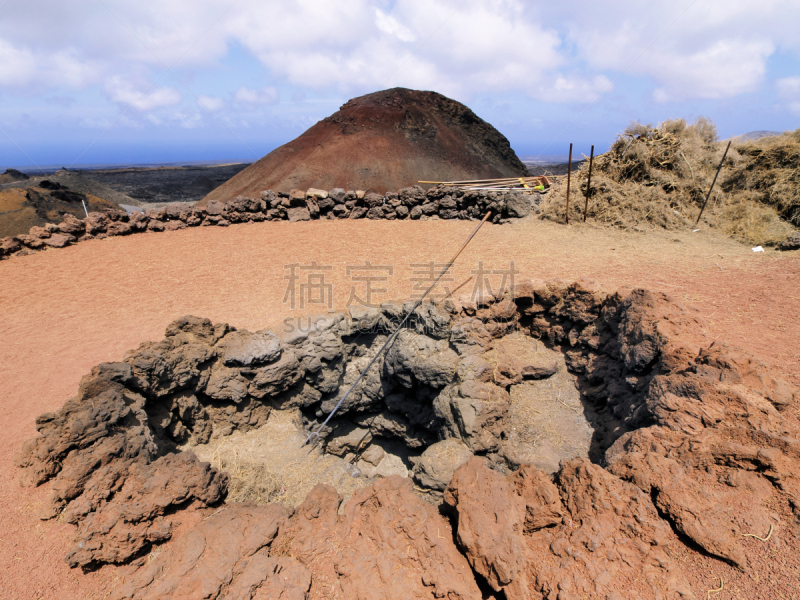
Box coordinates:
[199,88,529,201]
[110,504,301,600]
[0,168,29,183]
[0,183,120,238]
[271,478,481,599]
[412,438,473,491]
[779,231,800,251]
[15,278,800,598]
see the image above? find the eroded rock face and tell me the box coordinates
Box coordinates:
[16,278,799,598]
[272,477,482,599]
[446,457,691,599]
[109,504,303,600]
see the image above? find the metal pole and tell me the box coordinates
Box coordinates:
[565,143,573,224]
[583,145,594,222]
[304,210,493,447]
[695,140,732,226]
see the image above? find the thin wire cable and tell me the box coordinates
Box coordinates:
[0,125,45,172]
[304,210,492,446]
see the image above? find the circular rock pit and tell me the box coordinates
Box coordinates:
[17,278,800,600]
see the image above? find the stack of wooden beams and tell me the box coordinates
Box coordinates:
[418,176,556,192]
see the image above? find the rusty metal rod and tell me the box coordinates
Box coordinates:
[695,140,731,226]
[583,145,594,222]
[565,143,573,224]
[304,210,493,447]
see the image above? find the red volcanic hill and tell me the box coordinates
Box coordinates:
[200,88,529,203]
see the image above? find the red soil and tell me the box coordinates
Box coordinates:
[0,218,798,599]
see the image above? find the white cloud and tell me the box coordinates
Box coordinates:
[197,94,225,112]
[777,76,800,96]
[374,8,416,43]
[777,76,800,115]
[227,0,576,101]
[0,0,798,121]
[0,39,97,89]
[561,0,792,101]
[0,39,36,87]
[104,76,182,111]
[234,86,279,105]
[533,75,613,103]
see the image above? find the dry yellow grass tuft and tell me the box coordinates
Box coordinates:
[193,409,372,508]
[210,446,282,505]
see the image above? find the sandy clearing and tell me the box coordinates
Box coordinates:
[1,217,798,599]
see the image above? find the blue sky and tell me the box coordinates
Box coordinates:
[1,0,798,169]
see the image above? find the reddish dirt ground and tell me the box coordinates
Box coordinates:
[1,218,799,599]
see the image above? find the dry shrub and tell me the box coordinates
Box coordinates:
[723,129,800,227]
[539,118,798,246]
[719,194,795,246]
[212,446,281,505]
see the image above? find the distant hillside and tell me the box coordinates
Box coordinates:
[729,130,783,143]
[0,180,120,238]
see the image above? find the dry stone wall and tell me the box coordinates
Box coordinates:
[0,185,533,260]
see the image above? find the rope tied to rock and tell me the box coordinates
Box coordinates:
[303,210,492,447]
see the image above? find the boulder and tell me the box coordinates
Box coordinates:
[366,206,384,219]
[329,188,346,202]
[349,206,368,219]
[326,424,373,456]
[444,457,526,592]
[306,196,320,218]
[249,350,303,398]
[504,192,531,218]
[288,189,307,206]
[483,332,559,386]
[84,212,109,234]
[217,329,281,367]
[412,438,473,491]
[286,206,311,222]
[306,187,329,199]
[57,214,86,236]
[163,220,187,231]
[779,231,800,251]
[106,221,132,236]
[384,330,459,389]
[64,452,227,568]
[42,233,74,248]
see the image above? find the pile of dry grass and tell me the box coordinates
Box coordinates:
[194,409,372,509]
[211,446,282,505]
[539,118,797,245]
[723,129,800,227]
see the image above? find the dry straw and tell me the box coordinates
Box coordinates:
[539,118,798,246]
